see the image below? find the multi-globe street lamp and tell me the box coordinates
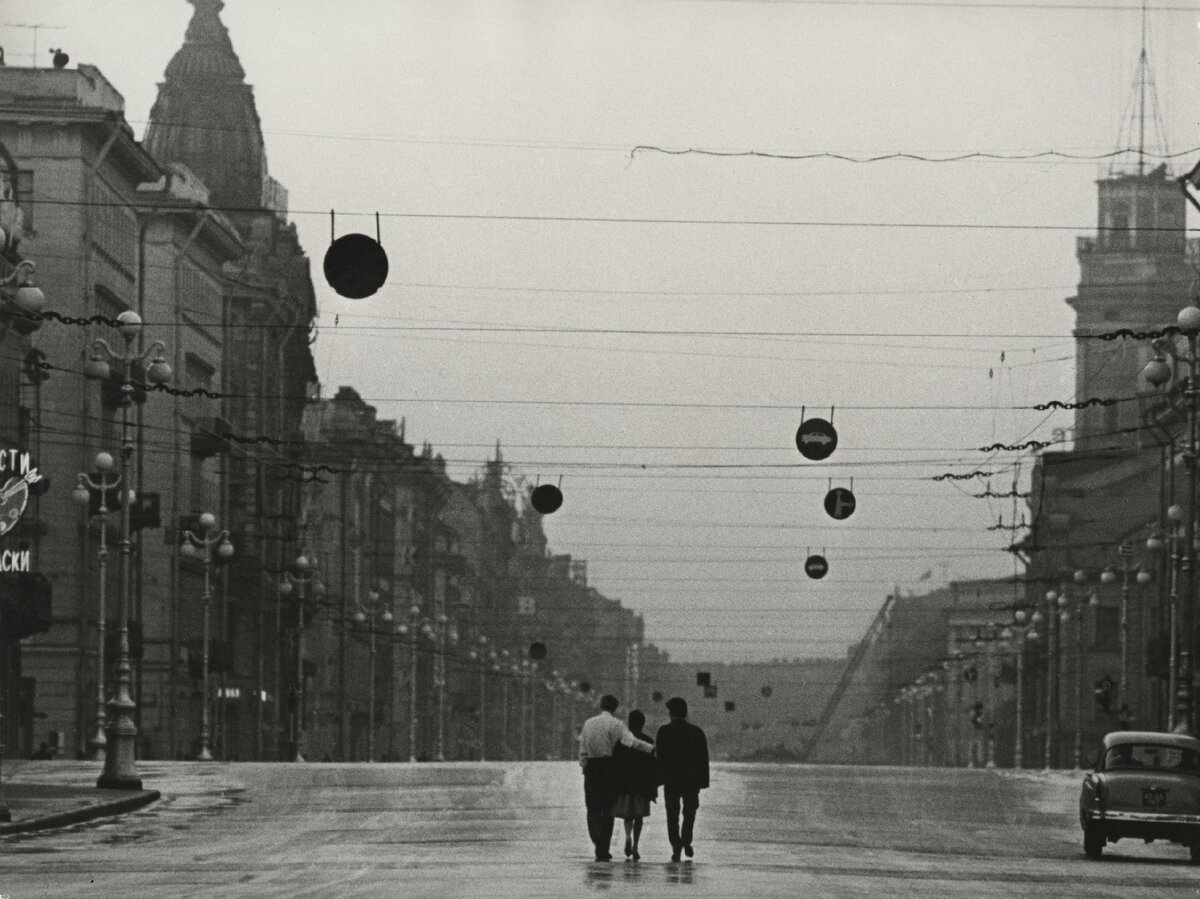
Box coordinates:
[1049,571,1097,769]
[1000,610,1039,770]
[1100,544,1152,723]
[180,512,234,761]
[1143,302,1200,734]
[393,603,423,763]
[278,554,323,762]
[352,585,392,762]
[85,310,171,790]
[421,614,457,761]
[72,451,120,761]
[465,635,491,761]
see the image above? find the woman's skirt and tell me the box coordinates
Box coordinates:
[611,793,651,820]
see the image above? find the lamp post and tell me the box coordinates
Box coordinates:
[397,603,422,762]
[73,451,119,761]
[1058,570,1096,769]
[1002,610,1039,770]
[85,310,171,791]
[1143,303,1200,734]
[500,652,513,760]
[279,555,322,762]
[353,585,393,762]
[421,614,456,761]
[466,635,489,761]
[1042,588,1060,769]
[180,512,233,761]
[1101,545,1152,723]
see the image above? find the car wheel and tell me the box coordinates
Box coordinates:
[1083,824,1104,860]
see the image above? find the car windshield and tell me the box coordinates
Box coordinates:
[1105,745,1200,772]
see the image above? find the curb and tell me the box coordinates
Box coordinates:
[0,789,161,835]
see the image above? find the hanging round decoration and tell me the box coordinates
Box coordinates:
[804,554,829,580]
[796,418,838,461]
[529,641,548,660]
[530,483,563,514]
[652,690,663,702]
[579,681,591,693]
[824,487,856,520]
[323,233,389,299]
[761,685,773,698]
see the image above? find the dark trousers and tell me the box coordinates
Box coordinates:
[664,788,700,850]
[583,758,615,858]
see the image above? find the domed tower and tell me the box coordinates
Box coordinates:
[144,0,267,219]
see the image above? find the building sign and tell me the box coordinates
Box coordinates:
[0,451,37,571]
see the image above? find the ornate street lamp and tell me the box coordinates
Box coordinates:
[86,310,171,791]
[279,554,323,762]
[180,512,234,761]
[1002,610,1039,770]
[353,585,392,762]
[466,635,490,761]
[73,451,119,761]
[1143,304,1200,734]
[394,603,423,762]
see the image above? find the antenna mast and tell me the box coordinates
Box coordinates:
[1138,0,1147,175]
[2,23,66,66]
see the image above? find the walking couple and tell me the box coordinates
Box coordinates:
[579,693,710,863]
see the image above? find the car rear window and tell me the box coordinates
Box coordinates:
[1105,745,1200,772]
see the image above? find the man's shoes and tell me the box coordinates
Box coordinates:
[624,837,633,858]
[670,851,681,862]
[684,844,694,858]
[632,848,640,861]
[595,853,612,862]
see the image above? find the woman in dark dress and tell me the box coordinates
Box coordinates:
[610,709,657,860]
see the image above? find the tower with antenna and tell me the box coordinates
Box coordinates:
[1067,4,1191,447]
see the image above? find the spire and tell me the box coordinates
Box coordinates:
[145,0,266,215]
[1110,0,1168,177]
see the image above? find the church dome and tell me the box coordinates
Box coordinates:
[145,0,266,216]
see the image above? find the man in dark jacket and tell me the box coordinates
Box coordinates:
[655,696,709,861]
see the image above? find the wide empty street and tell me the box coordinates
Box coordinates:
[3,760,1199,897]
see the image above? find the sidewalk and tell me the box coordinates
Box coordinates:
[0,762,159,835]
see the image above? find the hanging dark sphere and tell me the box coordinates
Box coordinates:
[579,681,591,694]
[529,641,547,661]
[323,233,389,299]
[530,483,563,514]
[652,691,663,702]
[804,554,829,580]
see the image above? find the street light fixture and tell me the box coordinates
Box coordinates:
[466,635,489,761]
[86,310,171,791]
[1143,304,1200,734]
[279,554,323,762]
[73,451,118,761]
[180,512,234,761]
[353,585,392,762]
[394,602,423,762]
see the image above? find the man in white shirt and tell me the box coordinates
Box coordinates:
[579,693,653,861]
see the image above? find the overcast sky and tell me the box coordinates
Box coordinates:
[5,0,1198,663]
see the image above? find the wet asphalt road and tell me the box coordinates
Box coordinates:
[2,761,1199,897]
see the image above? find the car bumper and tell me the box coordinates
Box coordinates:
[1094,810,1200,825]
[1083,809,1200,845]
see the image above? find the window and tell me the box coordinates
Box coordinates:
[1106,744,1200,772]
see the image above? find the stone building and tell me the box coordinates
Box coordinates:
[142,0,318,760]
[0,61,244,760]
[0,140,51,759]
